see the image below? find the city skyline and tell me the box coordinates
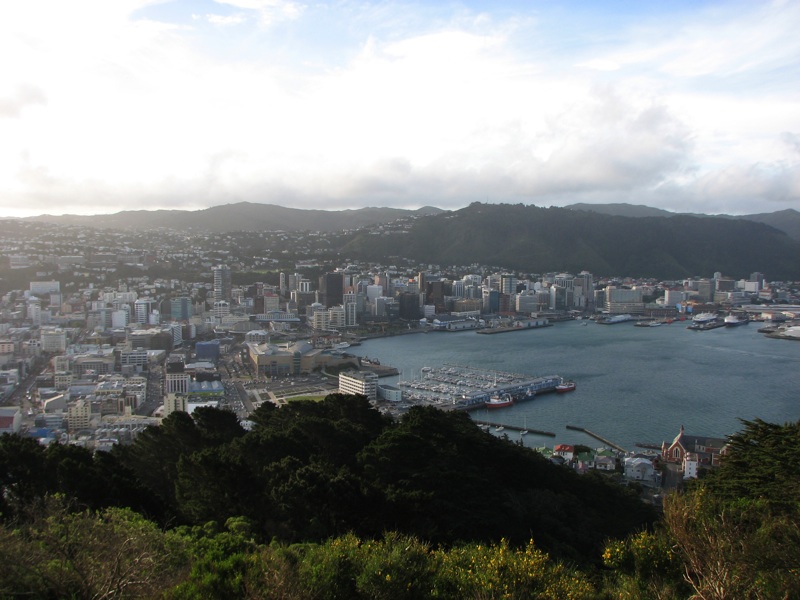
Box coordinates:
[1,0,799,218]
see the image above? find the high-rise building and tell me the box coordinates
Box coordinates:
[134,299,156,324]
[500,274,518,295]
[212,265,232,303]
[170,297,192,321]
[604,286,644,314]
[749,272,765,290]
[320,272,344,308]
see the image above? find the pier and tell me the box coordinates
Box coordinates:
[474,420,555,437]
[566,425,626,452]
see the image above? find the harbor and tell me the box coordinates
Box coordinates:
[348,320,800,451]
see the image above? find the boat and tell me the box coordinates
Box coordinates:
[333,342,350,350]
[485,393,514,409]
[724,314,749,327]
[556,380,577,393]
[648,321,663,327]
[598,314,634,324]
[520,416,528,436]
[495,425,505,432]
[692,312,718,324]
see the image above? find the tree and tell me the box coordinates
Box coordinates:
[663,490,800,599]
[0,498,189,599]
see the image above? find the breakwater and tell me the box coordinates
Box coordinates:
[566,425,626,452]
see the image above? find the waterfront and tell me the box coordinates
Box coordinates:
[349,321,800,451]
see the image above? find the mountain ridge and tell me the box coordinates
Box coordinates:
[25,202,446,233]
[19,201,800,240]
[564,203,800,240]
[341,203,800,279]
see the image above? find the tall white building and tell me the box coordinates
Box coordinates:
[213,265,232,302]
[134,299,156,324]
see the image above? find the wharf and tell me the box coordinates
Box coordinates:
[474,420,555,437]
[476,321,552,335]
[360,364,399,377]
[566,425,626,452]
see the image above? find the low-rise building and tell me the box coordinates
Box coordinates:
[338,371,378,401]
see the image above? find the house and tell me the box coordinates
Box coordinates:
[594,451,617,472]
[553,444,575,461]
[624,456,656,481]
[662,425,727,467]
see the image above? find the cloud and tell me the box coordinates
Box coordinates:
[0,1,798,217]
[0,84,47,118]
[213,0,303,26]
[197,13,247,26]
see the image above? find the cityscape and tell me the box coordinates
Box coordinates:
[1,215,798,489]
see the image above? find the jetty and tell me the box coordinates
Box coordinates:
[474,420,555,437]
[566,425,626,452]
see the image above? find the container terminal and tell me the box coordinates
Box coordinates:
[396,363,563,411]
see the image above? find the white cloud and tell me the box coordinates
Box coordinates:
[213,0,303,25]
[202,13,247,26]
[0,1,798,217]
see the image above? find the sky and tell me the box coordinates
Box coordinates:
[1,0,799,218]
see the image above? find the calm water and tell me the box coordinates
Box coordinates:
[349,321,800,451]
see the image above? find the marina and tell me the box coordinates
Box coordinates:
[396,363,564,411]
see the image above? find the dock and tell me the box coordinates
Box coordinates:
[566,425,626,452]
[474,420,555,437]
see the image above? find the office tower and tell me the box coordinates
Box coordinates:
[213,265,232,302]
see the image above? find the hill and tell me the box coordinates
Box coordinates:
[341,202,800,279]
[564,202,800,240]
[565,203,676,218]
[735,208,800,241]
[27,202,446,232]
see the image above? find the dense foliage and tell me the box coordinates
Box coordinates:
[3,401,799,598]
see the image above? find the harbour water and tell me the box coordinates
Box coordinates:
[349,321,800,451]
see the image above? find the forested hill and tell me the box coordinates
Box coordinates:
[341,203,800,279]
[565,202,800,241]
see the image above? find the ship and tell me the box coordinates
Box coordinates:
[692,312,718,324]
[556,380,577,393]
[598,314,634,324]
[485,393,514,409]
[724,314,749,327]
